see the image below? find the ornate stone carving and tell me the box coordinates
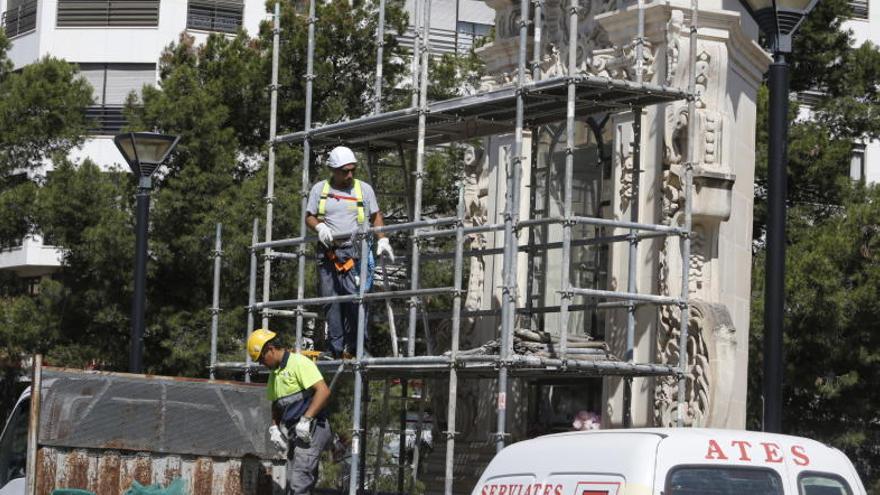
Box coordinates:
[695,49,711,109]
[618,140,634,211]
[665,10,684,85]
[663,104,724,173]
[463,145,488,343]
[664,104,688,167]
[590,39,655,81]
[654,300,737,427]
[654,302,708,427]
[690,224,706,295]
[702,112,720,167]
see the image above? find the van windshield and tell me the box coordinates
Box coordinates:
[667,467,784,495]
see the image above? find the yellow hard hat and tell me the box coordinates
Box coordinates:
[247,328,277,361]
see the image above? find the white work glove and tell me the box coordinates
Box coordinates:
[316,223,334,247]
[376,237,395,262]
[269,424,288,453]
[295,416,314,443]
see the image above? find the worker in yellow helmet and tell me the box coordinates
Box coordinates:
[305,146,394,358]
[247,329,331,494]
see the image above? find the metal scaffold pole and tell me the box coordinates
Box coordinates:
[532,0,543,82]
[410,0,423,108]
[622,0,647,429]
[677,0,698,428]
[348,213,372,493]
[623,107,641,428]
[496,0,530,453]
[558,0,579,365]
[443,182,466,495]
[406,0,431,358]
[295,0,317,351]
[374,0,387,114]
[262,1,281,331]
[245,218,259,382]
[209,223,222,380]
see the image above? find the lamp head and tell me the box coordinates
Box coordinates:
[739,0,819,53]
[113,132,180,188]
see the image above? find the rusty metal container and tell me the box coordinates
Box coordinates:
[26,366,285,495]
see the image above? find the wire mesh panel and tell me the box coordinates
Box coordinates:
[38,368,276,459]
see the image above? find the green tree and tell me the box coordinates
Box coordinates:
[749,0,880,489]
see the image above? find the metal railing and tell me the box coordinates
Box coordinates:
[186,0,243,33]
[2,0,37,37]
[85,105,127,135]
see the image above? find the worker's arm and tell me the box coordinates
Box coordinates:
[272,402,280,426]
[304,380,330,418]
[371,211,386,239]
[306,213,321,231]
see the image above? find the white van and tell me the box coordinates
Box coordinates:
[471,428,866,495]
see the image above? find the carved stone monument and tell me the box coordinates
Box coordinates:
[463,0,771,431]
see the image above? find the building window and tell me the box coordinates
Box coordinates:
[56,0,160,28]
[455,20,493,52]
[187,0,243,33]
[850,143,866,182]
[78,63,156,135]
[1,0,37,37]
[850,0,868,19]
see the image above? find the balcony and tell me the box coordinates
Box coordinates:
[0,236,63,278]
[1,0,37,38]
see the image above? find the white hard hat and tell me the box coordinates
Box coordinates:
[328,146,357,169]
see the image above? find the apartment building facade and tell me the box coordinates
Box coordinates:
[0,0,494,282]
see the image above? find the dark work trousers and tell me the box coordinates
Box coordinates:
[318,260,369,357]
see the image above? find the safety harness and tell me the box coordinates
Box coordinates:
[316,179,365,225]
[316,179,366,273]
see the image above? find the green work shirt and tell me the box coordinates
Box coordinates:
[266,351,324,402]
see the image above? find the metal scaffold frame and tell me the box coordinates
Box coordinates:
[211,0,701,491]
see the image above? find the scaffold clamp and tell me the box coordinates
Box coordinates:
[442,430,459,440]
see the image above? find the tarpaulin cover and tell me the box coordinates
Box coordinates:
[124,479,187,495]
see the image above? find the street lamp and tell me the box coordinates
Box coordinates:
[738,0,818,433]
[113,132,180,374]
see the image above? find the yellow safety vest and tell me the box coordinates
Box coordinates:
[316,179,365,225]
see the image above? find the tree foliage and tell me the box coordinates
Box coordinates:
[749,0,880,489]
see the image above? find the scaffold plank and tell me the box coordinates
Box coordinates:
[275,76,691,149]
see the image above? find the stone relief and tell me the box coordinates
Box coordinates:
[694,49,711,109]
[591,39,655,82]
[654,301,710,427]
[665,10,684,85]
[618,140,635,211]
[690,224,707,296]
[463,144,488,343]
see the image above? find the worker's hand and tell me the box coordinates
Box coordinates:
[295,416,313,443]
[376,237,395,262]
[316,223,334,248]
[269,424,288,453]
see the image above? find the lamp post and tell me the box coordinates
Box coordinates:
[738,0,818,433]
[114,132,180,374]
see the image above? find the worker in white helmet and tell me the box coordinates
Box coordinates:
[305,146,394,358]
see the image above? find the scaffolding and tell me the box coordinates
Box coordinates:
[213,0,700,491]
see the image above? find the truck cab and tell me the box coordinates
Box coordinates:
[472,428,866,495]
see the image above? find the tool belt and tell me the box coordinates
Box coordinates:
[321,244,374,293]
[324,248,355,273]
